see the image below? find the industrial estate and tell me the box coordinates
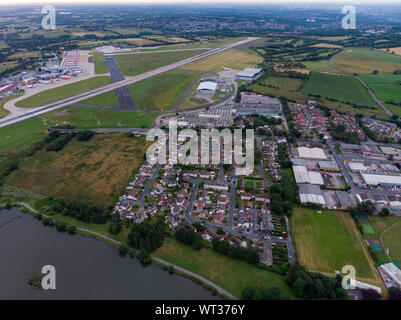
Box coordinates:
[1,2,401,303]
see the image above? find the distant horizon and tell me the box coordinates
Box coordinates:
[3,0,401,6]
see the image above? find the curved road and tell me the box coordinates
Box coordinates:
[328,50,393,116]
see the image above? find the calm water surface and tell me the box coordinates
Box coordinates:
[0,207,220,300]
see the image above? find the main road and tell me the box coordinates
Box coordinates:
[0,37,258,129]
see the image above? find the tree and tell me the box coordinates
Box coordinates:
[55,221,67,232]
[388,287,401,300]
[118,244,128,257]
[379,208,390,217]
[361,289,381,300]
[216,227,225,235]
[66,225,76,235]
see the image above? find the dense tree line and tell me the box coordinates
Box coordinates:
[330,124,360,144]
[286,264,348,300]
[270,170,298,217]
[63,201,108,224]
[242,285,290,300]
[211,238,259,264]
[46,133,75,152]
[175,228,203,250]
[127,220,165,253]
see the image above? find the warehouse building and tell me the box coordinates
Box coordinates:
[235,103,283,118]
[236,68,264,81]
[318,161,339,171]
[297,147,326,160]
[379,262,401,288]
[339,143,360,154]
[361,172,401,186]
[298,184,326,206]
[348,161,367,172]
[335,191,355,209]
[197,81,217,94]
[293,166,324,185]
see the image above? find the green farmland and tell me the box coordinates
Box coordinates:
[154,238,294,299]
[115,49,207,76]
[15,76,112,108]
[300,72,379,108]
[129,70,198,111]
[0,107,157,152]
[332,47,401,74]
[290,207,378,282]
[359,73,401,104]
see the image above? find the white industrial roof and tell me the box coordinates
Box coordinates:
[297,147,326,160]
[293,166,309,183]
[236,68,263,78]
[308,172,324,185]
[380,146,400,155]
[349,161,367,171]
[361,173,401,186]
[293,166,324,185]
[300,194,326,205]
[197,81,217,91]
[380,262,401,286]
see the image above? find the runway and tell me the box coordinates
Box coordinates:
[0,37,258,129]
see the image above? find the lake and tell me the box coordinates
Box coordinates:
[0,207,219,300]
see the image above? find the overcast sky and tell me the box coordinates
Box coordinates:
[3,0,401,5]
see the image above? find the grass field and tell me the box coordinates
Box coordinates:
[359,73,401,104]
[301,60,340,73]
[115,49,207,76]
[79,90,119,107]
[5,134,151,206]
[15,76,111,108]
[332,48,401,74]
[129,70,198,111]
[44,106,158,128]
[154,238,294,299]
[290,207,377,281]
[183,48,262,72]
[300,72,379,108]
[246,74,388,119]
[95,64,108,74]
[0,93,23,118]
[0,107,157,152]
[0,117,48,152]
[368,216,401,265]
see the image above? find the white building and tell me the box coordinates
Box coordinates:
[293,166,324,185]
[297,147,326,160]
[361,172,401,186]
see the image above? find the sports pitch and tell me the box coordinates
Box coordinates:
[290,207,378,281]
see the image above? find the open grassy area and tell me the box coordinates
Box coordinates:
[5,134,151,206]
[290,207,378,282]
[129,70,198,111]
[359,73,401,104]
[301,60,340,73]
[183,48,262,72]
[95,64,108,74]
[154,237,294,299]
[15,76,111,108]
[115,49,207,76]
[332,47,401,74]
[79,90,119,107]
[0,117,48,152]
[300,72,379,108]
[43,106,158,128]
[0,107,157,152]
[368,216,401,265]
